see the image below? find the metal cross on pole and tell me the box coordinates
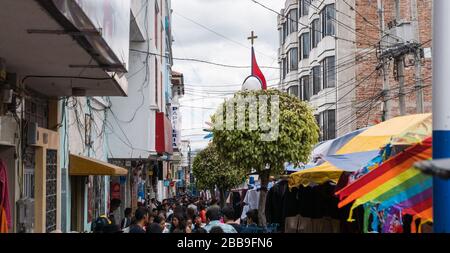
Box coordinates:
[247,31,258,46]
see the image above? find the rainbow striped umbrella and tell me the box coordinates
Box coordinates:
[336,137,433,225]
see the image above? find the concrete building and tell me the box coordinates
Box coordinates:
[278,0,432,140]
[107,0,179,210]
[0,0,131,233]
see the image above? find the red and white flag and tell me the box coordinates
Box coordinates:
[251,47,267,90]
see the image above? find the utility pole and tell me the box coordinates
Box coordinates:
[378,0,390,121]
[397,56,406,115]
[433,0,450,232]
[187,144,192,195]
[395,0,406,116]
[411,0,424,113]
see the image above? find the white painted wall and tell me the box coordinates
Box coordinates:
[279,0,357,136]
[107,0,165,159]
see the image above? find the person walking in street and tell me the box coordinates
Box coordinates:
[150,198,158,211]
[129,207,149,233]
[108,199,121,225]
[187,199,198,214]
[209,226,224,233]
[241,209,265,233]
[204,206,237,233]
[147,215,164,233]
[120,208,132,230]
[185,218,193,233]
[192,215,204,233]
[198,203,207,223]
[222,206,241,233]
[169,214,186,233]
[186,207,195,221]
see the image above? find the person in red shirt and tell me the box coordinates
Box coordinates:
[198,203,207,223]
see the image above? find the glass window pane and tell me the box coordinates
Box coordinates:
[302,76,310,101]
[301,32,310,59]
[312,66,321,95]
[301,0,310,16]
[288,85,300,98]
[328,109,336,140]
[289,47,298,71]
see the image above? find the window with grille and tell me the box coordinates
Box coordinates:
[46,149,57,232]
[25,98,48,128]
[23,146,35,199]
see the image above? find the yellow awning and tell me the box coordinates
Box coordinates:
[336,113,431,154]
[289,162,343,188]
[69,154,128,176]
[289,114,432,188]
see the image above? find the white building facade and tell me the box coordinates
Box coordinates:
[278,0,355,140]
[107,0,177,207]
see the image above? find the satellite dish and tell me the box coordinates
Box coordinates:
[242,75,262,91]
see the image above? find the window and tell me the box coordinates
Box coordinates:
[311,66,321,95]
[300,0,310,17]
[287,85,300,98]
[155,58,159,105]
[322,4,336,37]
[301,76,310,101]
[282,22,288,44]
[282,58,288,79]
[321,109,336,141]
[322,56,336,88]
[311,19,321,48]
[287,9,298,34]
[300,32,310,59]
[314,114,321,129]
[279,28,283,46]
[289,47,298,71]
[155,3,159,48]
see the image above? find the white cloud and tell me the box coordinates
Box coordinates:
[172,0,284,150]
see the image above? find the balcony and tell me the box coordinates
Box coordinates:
[0,0,131,97]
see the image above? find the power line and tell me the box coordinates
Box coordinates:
[340,0,404,43]
[173,11,278,61]
[336,78,432,131]
[303,0,398,46]
[250,0,379,47]
[130,48,279,69]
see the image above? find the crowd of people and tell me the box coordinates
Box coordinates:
[92,196,269,234]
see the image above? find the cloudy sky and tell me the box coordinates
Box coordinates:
[172,0,284,151]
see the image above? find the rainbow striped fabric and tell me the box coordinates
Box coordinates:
[336,137,433,225]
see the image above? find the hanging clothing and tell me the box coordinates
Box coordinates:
[240,188,260,220]
[231,192,243,220]
[265,180,288,227]
[244,188,260,210]
[0,159,11,233]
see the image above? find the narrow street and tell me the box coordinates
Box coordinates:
[0,0,449,238]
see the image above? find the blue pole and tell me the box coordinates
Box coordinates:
[433,0,450,232]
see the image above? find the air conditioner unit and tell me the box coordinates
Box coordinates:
[0,115,17,146]
[27,123,59,149]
